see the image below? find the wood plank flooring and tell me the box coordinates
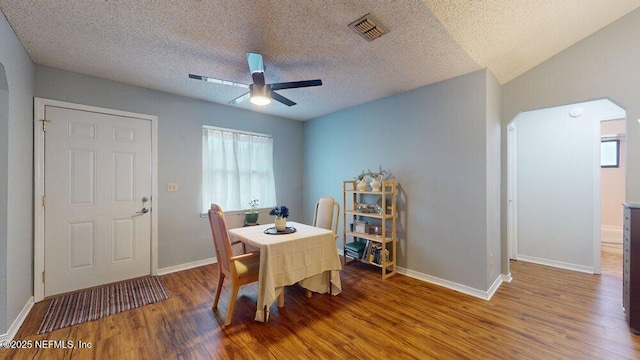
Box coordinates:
[1,252,638,359]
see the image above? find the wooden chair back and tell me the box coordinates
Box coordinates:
[312,197,340,240]
[208,203,234,277]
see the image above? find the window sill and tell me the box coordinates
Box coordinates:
[200,207,272,218]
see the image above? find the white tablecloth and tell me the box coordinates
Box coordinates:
[228,221,342,322]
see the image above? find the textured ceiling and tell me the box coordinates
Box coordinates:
[1,1,639,121]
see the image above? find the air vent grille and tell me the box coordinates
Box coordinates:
[349,13,388,42]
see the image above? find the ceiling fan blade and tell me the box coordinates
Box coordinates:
[269,90,296,106]
[269,79,322,91]
[246,53,264,74]
[229,92,251,105]
[188,74,249,89]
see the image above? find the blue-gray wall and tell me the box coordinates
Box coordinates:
[303,69,500,291]
[0,12,35,335]
[34,66,304,270]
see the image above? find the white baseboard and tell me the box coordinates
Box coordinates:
[397,267,505,301]
[339,248,506,300]
[517,254,594,274]
[486,274,505,300]
[601,225,623,244]
[157,257,217,276]
[0,296,34,342]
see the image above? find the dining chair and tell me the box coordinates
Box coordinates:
[309,197,340,298]
[312,197,340,241]
[208,203,260,326]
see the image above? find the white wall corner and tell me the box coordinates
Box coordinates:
[0,297,33,342]
[157,257,217,276]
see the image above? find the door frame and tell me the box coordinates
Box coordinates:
[507,122,518,260]
[33,98,158,302]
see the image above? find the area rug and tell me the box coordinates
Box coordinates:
[37,276,170,334]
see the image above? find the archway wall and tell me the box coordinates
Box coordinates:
[511,100,624,271]
[501,8,640,274]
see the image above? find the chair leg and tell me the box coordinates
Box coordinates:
[213,272,225,309]
[224,283,240,327]
[278,289,285,307]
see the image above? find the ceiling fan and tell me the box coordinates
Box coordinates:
[189,53,322,107]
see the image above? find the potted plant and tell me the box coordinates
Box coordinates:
[354,166,388,191]
[244,198,260,225]
[269,205,289,231]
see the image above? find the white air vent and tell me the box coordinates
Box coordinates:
[349,13,388,42]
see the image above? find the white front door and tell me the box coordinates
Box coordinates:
[43,105,152,297]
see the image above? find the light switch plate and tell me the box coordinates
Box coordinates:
[167,183,178,192]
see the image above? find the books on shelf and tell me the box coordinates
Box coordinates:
[359,240,387,264]
[345,240,367,259]
[345,240,366,252]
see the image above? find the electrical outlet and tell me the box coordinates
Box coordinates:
[167,183,178,192]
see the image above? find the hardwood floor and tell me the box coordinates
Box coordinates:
[2,252,638,359]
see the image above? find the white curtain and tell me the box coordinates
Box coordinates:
[202,128,276,212]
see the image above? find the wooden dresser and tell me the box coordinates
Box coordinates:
[623,202,640,333]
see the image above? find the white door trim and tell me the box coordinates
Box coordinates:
[33,98,158,302]
[507,122,518,260]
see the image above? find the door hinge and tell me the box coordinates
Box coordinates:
[42,196,46,207]
[42,271,45,283]
[39,119,51,132]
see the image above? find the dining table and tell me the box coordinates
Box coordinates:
[228,221,342,322]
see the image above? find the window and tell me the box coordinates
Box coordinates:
[202,127,276,213]
[601,139,620,168]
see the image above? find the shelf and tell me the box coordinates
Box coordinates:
[345,190,388,194]
[343,179,397,279]
[362,260,395,269]
[345,255,395,272]
[344,254,395,269]
[345,231,391,243]
[345,211,394,219]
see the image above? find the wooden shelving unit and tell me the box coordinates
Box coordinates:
[343,179,397,279]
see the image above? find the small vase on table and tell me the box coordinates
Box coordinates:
[274,216,287,232]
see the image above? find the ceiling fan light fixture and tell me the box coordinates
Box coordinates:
[250,95,271,106]
[250,85,271,106]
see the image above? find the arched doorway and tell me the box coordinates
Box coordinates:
[507,99,626,274]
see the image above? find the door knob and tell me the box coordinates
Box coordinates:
[137,207,149,214]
